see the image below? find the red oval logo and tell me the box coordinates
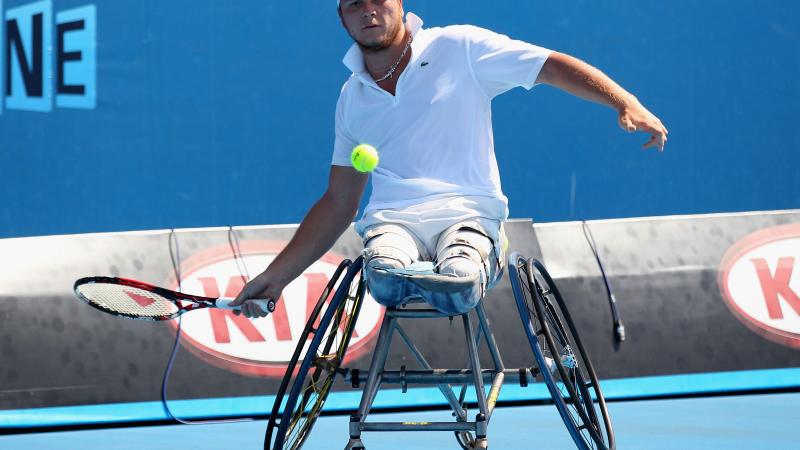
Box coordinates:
[165,240,384,377]
[719,223,800,348]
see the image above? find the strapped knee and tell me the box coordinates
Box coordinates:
[437,245,484,278]
[362,227,422,271]
[436,229,491,284]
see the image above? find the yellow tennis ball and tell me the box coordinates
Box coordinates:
[351,144,379,173]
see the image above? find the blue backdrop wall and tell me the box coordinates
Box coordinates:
[0,0,798,238]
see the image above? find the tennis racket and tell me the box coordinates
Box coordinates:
[73,276,275,321]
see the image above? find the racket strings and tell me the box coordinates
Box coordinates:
[76,283,179,318]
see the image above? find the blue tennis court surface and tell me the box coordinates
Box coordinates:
[2,392,797,449]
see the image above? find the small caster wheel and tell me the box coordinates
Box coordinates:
[455,431,475,450]
[472,437,488,450]
[345,438,366,450]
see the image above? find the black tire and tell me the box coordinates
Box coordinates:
[265,256,366,450]
[509,253,615,450]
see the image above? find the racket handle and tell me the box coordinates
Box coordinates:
[217,298,276,314]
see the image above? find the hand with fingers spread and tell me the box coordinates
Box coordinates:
[618,99,669,152]
[230,269,286,319]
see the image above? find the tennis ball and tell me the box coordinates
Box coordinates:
[351,144,379,173]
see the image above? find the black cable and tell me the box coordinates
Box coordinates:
[581,221,626,343]
[160,228,254,425]
[228,225,250,285]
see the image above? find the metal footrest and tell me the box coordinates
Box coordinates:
[348,302,503,445]
[347,368,537,387]
[360,421,477,432]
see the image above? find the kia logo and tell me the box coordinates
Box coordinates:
[719,223,800,348]
[166,240,384,377]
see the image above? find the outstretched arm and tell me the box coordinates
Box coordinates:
[536,52,668,152]
[231,165,369,317]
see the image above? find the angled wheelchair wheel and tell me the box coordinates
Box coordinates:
[508,253,615,450]
[265,256,366,450]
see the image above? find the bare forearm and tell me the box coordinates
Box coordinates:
[231,166,367,315]
[537,51,668,151]
[538,52,637,112]
[267,194,356,286]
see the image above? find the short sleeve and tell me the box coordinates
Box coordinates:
[331,85,358,166]
[463,25,553,99]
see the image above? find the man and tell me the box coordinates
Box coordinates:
[232,0,667,317]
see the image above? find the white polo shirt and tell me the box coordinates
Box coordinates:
[332,13,552,243]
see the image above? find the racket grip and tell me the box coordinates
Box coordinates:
[217,298,276,314]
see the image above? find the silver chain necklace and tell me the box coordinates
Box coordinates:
[374,34,413,83]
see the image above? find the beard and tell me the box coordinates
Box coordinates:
[351,19,403,53]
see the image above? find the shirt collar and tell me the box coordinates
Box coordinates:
[342,12,424,75]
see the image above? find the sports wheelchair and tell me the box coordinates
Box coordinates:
[264,252,614,450]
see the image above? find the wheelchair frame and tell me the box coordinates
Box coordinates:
[265,253,614,450]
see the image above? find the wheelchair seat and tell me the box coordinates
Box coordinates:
[365,261,484,315]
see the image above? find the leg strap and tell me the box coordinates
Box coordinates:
[434,220,506,291]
